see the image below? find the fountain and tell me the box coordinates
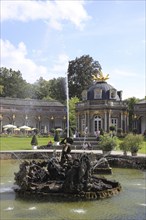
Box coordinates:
[14,138,121,200]
[1,154,146,220]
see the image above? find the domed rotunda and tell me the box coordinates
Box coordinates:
[75,71,129,135]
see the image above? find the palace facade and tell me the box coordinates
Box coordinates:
[75,75,129,136]
[0,98,67,133]
[133,100,146,134]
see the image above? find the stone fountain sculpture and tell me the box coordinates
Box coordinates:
[14,138,121,200]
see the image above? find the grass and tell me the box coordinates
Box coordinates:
[0,135,146,154]
[0,136,54,151]
[137,139,146,154]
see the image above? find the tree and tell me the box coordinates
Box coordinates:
[69,96,79,129]
[68,55,102,99]
[125,97,139,131]
[0,85,4,95]
[48,77,66,104]
[0,67,32,98]
[32,77,51,100]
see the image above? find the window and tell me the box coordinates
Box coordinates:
[94,88,102,99]
[110,89,117,99]
[111,118,118,130]
[94,115,102,131]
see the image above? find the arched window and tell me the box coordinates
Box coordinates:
[94,115,102,132]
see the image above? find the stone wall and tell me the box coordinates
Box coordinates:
[96,154,146,170]
[0,151,146,170]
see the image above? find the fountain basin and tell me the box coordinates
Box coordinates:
[1,160,145,220]
[14,154,121,200]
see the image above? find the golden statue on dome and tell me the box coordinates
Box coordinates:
[92,70,109,82]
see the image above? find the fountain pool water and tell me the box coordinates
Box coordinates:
[0,159,146,220]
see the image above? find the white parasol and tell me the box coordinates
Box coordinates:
[3,124,17,129]
[56,128,63,131]
[19,125,31,130]
[14,128,20,131]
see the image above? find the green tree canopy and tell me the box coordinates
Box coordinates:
[125,97,139,131]
[32,77,51,99]
[48,77,66,104]
[68,55,102,99]
[0,67,32,98]
[69,96,80,129]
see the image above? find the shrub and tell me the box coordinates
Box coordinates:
[99,134,118,151]
[31,135,38,146]
[99,128,104,136]
[109,125,116,131]
[119,141,130,155]
[54,130,60,142]
[117,128,123,137]
[119,133,143,154]
[132,128,138,134]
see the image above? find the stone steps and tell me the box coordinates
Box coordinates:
[72,136,100,150]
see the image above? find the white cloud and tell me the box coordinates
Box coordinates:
[1,39,70,83]
[49,53,69,77]
[0,39,48,83]
[1,0,91,30]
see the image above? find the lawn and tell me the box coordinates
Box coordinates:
[137,139,146,154]
[0,136,54,151]
[0,136,146,154]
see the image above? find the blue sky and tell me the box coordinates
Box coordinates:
[1,0,145,100]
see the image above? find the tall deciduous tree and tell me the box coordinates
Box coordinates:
[68,55,102,99]
[32,77,51,100]
[0,67,32,98]
[48,77,66,104]
[69,96,80,129]
[125,97,139,131]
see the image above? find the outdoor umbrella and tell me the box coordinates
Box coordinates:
[31,128,37,130]
[56,128,63,131]
[25,128,32,131]
[19,125,31,130]
[14,128,20,131]
[3,124,17,129]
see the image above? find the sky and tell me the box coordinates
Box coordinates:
[0,0,145,100]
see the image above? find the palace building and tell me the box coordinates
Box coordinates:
[0,98,66,133]
[75,71,129,135]
[0,72,145,135]
[133,99,146,134]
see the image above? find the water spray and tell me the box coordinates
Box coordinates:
[66,72,69,138]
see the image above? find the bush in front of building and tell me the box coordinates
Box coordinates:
[119,133,143,156]
[109,125,116,131]
[117,128,124,138]
[99,134,118,153]
[132,128,138,134]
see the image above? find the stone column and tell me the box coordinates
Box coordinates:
[108,110,111,131]
[120,111,123,130]
[104,110,107,132]
[124,113,127,133]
